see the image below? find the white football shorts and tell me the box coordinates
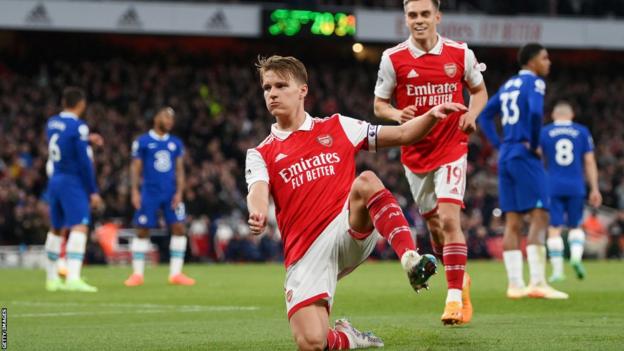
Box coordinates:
[403,154,467,217]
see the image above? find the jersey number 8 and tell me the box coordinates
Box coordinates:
[555,138,574,166]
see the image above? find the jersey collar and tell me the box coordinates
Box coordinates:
[149,129,170,141]
[59,111,78,119]
[407,34,443,58]
[519,69,536,76]
[553,120,573,126]
[271,113,313,140]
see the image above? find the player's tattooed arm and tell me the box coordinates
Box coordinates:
[377,102,467,148]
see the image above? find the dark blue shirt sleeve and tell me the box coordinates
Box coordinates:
[76,123,98,194]
[478,91,502,149]
[539,128,547,151]
[528,79,546,150]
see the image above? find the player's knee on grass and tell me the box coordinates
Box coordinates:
[293,330,326,351]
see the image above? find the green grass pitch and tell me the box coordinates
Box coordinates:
[1,261,623,350]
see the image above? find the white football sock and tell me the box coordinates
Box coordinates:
[503,250,525,288]
[547,236,565,277]
[568,228,585,262]
[169,235,187,277]
[526,244,547,286]
[66,231,87,281]
[44,232,63,281]
[131,237,150,276]
[446,289,463,304]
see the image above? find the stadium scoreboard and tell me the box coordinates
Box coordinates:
[264,9,356,38]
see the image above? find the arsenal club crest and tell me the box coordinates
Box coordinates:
[286,289,293,303]
[444,63,457,78]
[317,134,333,147]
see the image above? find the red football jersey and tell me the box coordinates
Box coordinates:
[246,113,379,267]
[375,35,484,173]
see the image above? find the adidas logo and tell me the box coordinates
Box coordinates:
[118,6,142,28]
[206,10,230,30]
[450,187,459,195]
[25,3,51,25]
[407,69,419,79]
[275,153,288,162]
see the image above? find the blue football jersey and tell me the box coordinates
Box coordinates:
[479,70,546,161]
[46,112,98,194]
[540,121,594,196]
[132,130,184,194]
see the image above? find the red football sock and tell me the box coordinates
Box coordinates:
[430,237,444,264]
[367,189,416,258]
[327,328,350,350]
[443,243,467,290]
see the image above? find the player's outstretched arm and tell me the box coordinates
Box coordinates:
[247,181,269,235]
[584,151,602,208]
[377,102,467,148]
[373,97,418,124]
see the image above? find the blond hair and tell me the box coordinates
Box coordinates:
[256,55,308,85]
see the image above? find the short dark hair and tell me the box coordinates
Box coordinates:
[404,0,440,10]
[518,43,545,67]
[62,87,85,108]
[256,55,308,85]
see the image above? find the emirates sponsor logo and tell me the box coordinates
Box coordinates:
[407,82,459,107]
[317,134,333,147]
[278,152,341,189]
[444,63,457,78]
[406,82,458,96]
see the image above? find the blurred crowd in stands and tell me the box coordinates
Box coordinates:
[1,42,623,263]
[186,0,624,17]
